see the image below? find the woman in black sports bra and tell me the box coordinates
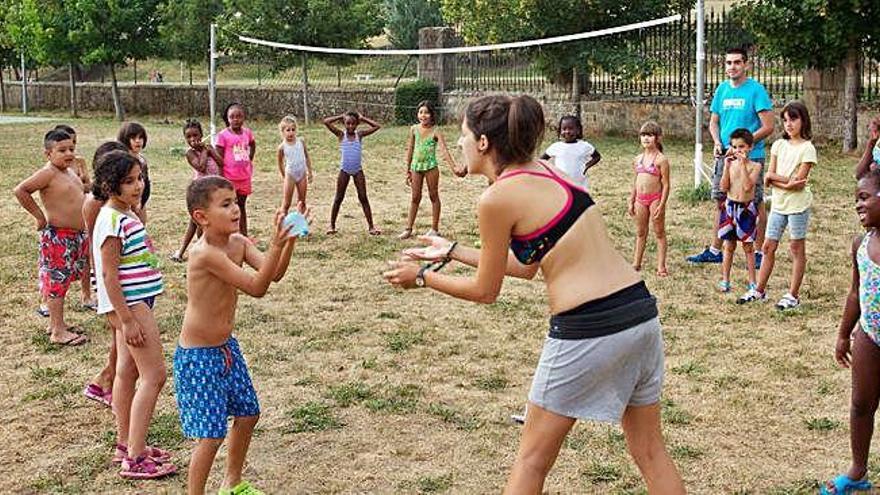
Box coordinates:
[383,95,684,494]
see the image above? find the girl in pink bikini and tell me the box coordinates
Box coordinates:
[628,121,671,276]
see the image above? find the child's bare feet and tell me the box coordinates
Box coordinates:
[369,227,382,236]
[632,264,641,272]
[656,267,669,277]
[326,227,338,235]
[398,228,412,240]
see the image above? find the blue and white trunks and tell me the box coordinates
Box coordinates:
[174,336,260,439]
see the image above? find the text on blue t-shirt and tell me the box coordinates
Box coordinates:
[710,78,774,159]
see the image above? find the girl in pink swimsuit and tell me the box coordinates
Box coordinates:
[628,121,671,276]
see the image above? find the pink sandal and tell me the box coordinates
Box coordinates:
[113,444,172,464]
[119,455,177,480]
[83,383,112,408]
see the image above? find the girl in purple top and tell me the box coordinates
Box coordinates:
[322,111,382,235]
[171,119,224,262]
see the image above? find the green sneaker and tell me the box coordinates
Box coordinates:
[219,480,265,495]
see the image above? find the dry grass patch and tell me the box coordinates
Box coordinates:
[0,113,869,493]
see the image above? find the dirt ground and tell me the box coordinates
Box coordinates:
[0,115,869,494]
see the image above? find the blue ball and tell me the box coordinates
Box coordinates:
[283,211,309,237]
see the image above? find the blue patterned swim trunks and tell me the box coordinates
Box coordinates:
[174,337,260,439]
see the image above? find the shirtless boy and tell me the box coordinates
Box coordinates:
[173,176,301,495]
[718,128,763,293]
[14,129,88,346]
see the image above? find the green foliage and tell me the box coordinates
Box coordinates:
[72,0,163,66]
[804,417,841,432]
[222,0,384,72]
[285,401,342,433]
[676,181,711,205]
[159,0,224,65]
[394,79,439,125]
[385,0,445,49]
[440,0,693,85]
[734,0,880,69]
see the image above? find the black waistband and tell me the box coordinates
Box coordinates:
[557,281,650,316]
[550,282,658,340]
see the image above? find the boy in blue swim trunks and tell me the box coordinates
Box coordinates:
[174,176,302,495]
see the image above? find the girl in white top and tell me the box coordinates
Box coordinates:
[541,115,601,189]
[276,115,313,214]
[738,101,817,309]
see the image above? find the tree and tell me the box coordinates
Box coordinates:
[0,0,20,112]
[71,0,162,120]
[158,0,225,85]
[735,0,880,151]
[222,0,385,72]
[385,0,445,49]
[440,0,692,87]
[27,0,85,116]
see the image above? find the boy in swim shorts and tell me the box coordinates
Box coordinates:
[14,129,89,346]
[174,176,301,495]
[717,128,763,294]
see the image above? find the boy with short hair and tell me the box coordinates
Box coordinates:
[174,176,300,495]
[54,124,97,311]
[718,128,763,293]
[14,129,89,346]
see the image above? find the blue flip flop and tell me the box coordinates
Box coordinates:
[820,474,872,494]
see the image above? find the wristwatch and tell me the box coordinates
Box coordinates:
[415,264,430,288]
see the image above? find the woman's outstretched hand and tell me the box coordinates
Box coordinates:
[383,259,420,289]
[402,235,452,262]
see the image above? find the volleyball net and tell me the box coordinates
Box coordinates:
[210,13,712,184]
[212,14,685,114]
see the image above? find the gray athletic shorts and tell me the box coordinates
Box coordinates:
[711,156,765,203]
[528,317,665,423]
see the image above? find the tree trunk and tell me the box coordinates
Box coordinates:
[68,62,78,117]
[189,66,193,86]
[0,65,6,113]
[109,63,125,121]
[843,45,860,152]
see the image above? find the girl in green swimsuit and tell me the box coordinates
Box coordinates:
[399,101,467,239]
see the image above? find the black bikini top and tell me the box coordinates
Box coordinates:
[497,162,595,265]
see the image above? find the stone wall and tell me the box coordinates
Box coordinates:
[1,82,397,122]
[802,67,846,147]
[4,81,878,147]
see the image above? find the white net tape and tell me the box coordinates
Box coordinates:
[235,15,681,56]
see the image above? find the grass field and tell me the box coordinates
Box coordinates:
[0,113,871,494]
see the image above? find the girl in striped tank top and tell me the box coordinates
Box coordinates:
[826,171,880,494]
[323,111,382,235]
[91,150,176,479]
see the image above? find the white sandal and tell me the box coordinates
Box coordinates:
[775,293,800,310]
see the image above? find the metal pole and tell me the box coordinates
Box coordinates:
[693,0,705,188]
[301,52,310,125]
[209,23,217,140]
[20,51,27,114]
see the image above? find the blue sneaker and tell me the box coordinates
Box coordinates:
[755,251,763,270]
[687,247,723,264]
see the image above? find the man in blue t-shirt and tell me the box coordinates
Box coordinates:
[687,47,775,267]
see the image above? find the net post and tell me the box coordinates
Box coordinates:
[20,51,27,114]
[694,0,706,189]
[301,53,310,126]
[209,23,217,140]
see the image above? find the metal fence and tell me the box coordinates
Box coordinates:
[450,9,880,104]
